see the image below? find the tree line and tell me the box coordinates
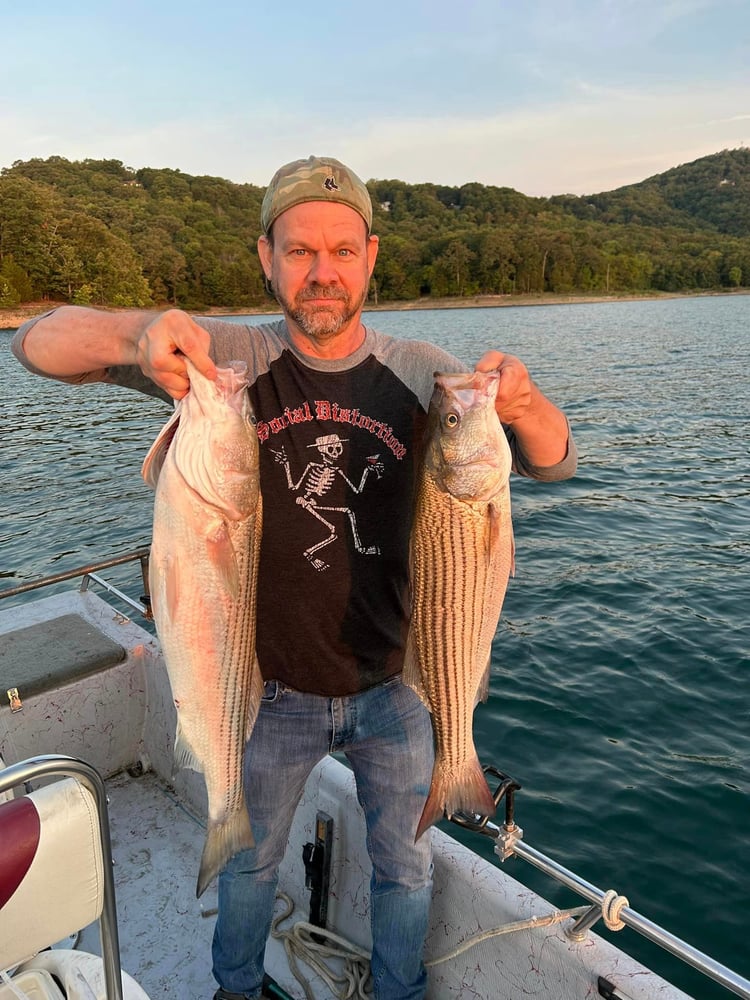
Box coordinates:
[1,149,748,310]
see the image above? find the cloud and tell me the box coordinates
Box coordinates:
[2,79,747,197]
[699,113,750,126]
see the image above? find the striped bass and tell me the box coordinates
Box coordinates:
[405,370,514,840]
[142,358,263,897]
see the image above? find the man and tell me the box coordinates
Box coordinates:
[11,155,577,1000]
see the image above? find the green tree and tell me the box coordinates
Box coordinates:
[0,277,20,307]
[435,239,475,295]
[0,256,34,300]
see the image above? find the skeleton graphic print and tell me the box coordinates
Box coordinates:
[270,434,385,571]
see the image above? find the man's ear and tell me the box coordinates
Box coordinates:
[258,235,273,279]
[367,234,379,277]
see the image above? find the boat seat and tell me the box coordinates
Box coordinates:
[0,755,149,1000]
[0,614,126,700]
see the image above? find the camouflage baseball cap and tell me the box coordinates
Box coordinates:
[260,155,373,234]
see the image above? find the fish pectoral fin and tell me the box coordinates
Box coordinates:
[174,721,203,773]
[487,499,503,556]
[205,521,241,598]
[162,557,180,622]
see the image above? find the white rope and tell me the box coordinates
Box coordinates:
[271,893,373,999]
[268,888,625,995]
[270,891,591,993]
[601,889,629,931]
[425,905,589,966]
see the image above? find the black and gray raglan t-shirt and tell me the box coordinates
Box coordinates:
[12,316,576,697]
[198,319,459,697]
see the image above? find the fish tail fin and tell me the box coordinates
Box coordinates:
[196,800,255,898]
[415,755,496,841]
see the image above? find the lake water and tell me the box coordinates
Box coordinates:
[1,295,748,998]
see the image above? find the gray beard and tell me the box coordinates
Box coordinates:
[277,283,367,340]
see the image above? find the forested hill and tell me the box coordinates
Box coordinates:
[1,147,748,310]
[551,147,750,235]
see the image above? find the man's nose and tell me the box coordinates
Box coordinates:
[309,252,338,284]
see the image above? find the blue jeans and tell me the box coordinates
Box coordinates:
[212,674,435,1000]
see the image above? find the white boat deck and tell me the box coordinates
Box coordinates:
[80,769,222,999]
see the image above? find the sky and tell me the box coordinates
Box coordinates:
[2,0,748,197]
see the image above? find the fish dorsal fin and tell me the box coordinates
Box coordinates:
[403,529,430,709]
[142,403,182,490]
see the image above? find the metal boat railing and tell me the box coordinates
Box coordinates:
[452,770,750,999]
[0,547,152,618]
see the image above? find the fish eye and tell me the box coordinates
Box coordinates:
[444,412,460,429]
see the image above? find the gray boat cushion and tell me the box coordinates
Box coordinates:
[0,614,126,699]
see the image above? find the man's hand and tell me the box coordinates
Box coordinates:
[134,309,217,399]
[475,349,569,467]
[475,350,533,424]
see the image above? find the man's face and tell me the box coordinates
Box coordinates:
[258,202,379,346]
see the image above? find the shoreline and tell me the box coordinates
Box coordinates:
[1,288,747,330]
